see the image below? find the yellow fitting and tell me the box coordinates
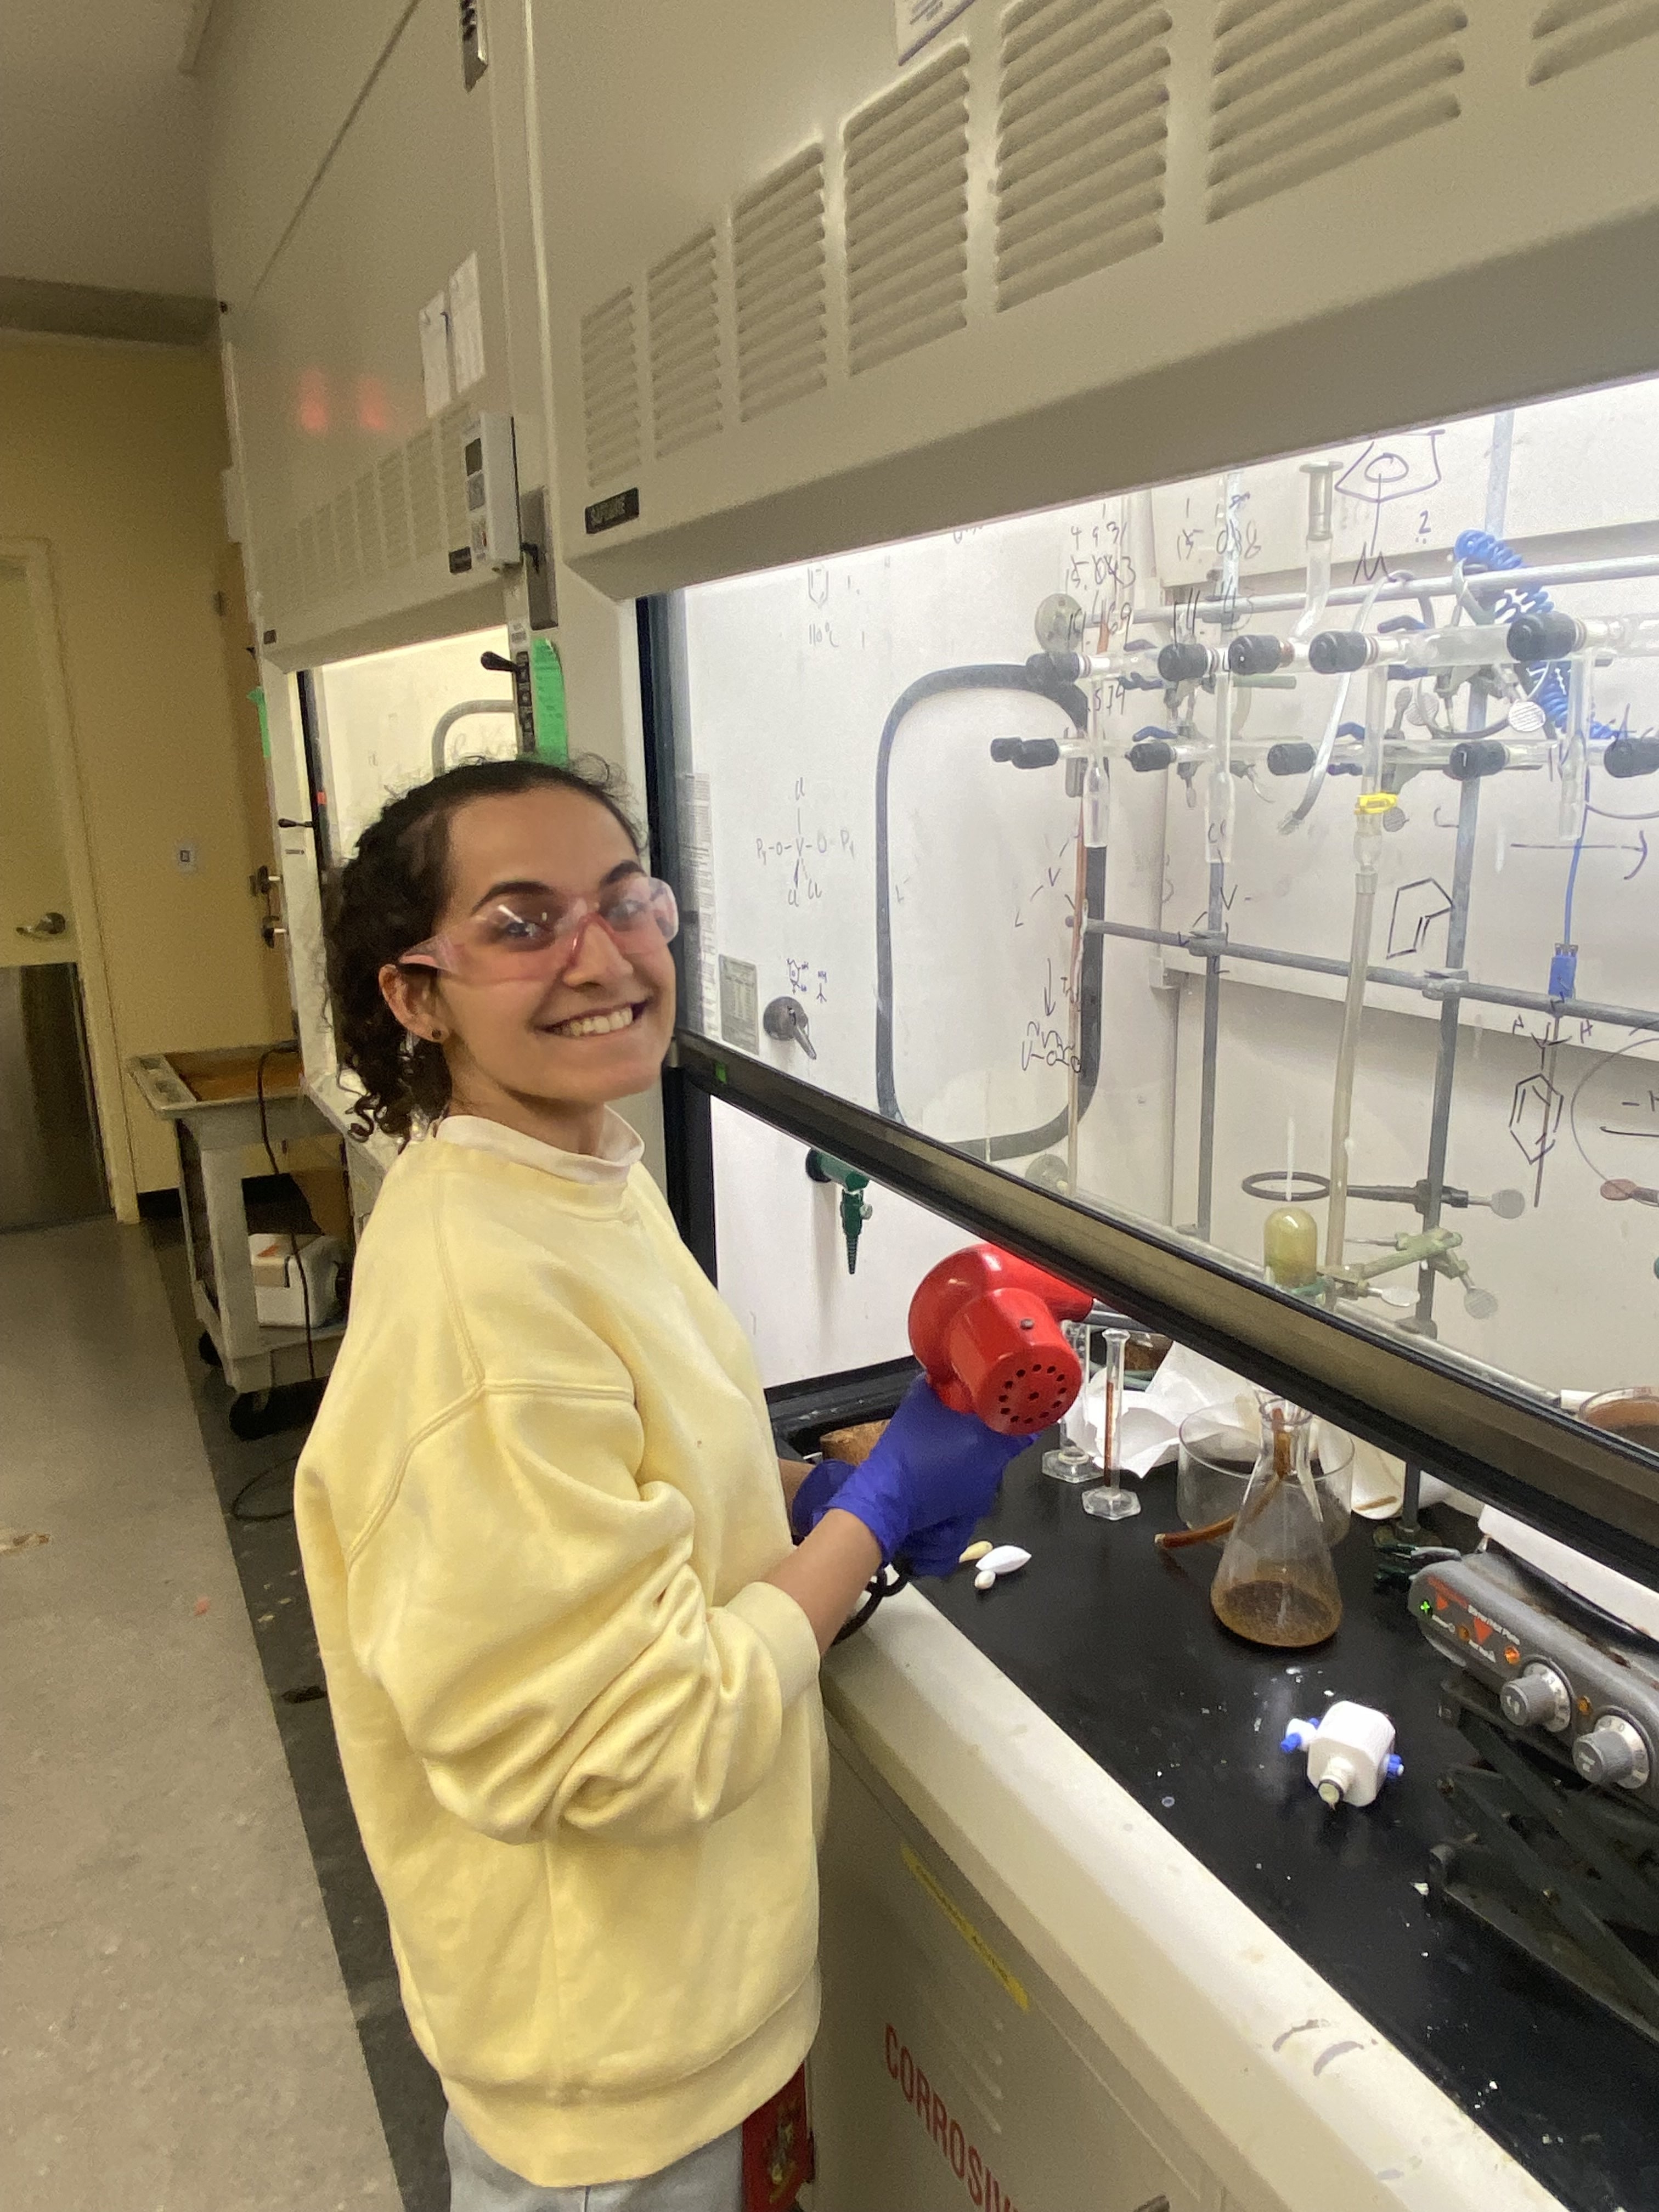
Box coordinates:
[1356,792,1398,816]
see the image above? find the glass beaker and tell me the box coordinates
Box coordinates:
[1177,1409,1354,1544]
[1310,1421,1355,1545]
[1176,1407,1259,1531]
[1210,1398,1343,1649]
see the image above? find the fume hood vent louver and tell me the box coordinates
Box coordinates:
[266,527,298,619]
[314,503,338,601]
[844,47,970,376]
[354,470,383,583]
[438,403,471,543]
[581,287,643,492]
[733,149,828,423]
[648,230,723,461]
[406,427,443,560]
[1531,0,1659,83]
[995,0,1171,311]
[295,515,318,610]
[332,487,359,594]
[377,451,412,572]
[1207,0,1467,223]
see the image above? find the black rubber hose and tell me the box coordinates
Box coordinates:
[875,664,1103,1160]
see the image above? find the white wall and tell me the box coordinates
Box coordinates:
[713,1103,965,1388]
[0,1,212,295]
[201,0,414,308]
[1178,979,1659,1398]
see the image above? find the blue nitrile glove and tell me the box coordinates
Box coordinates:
[798,1376,1028,1566]
[789,1457,854,1542]
[901,1511,986,1580]
[793,1459,986,1577]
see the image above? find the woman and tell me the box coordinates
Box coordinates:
[296,758,1022,2211]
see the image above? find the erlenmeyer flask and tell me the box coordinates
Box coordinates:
[1210,1397,1342,1648]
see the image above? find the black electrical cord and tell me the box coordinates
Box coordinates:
[256,1042,317,1383]
[874,664,1104,1159]
[230,1451,300,1523]
[832,1559,911,1645]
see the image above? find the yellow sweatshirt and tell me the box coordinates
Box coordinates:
[294,1120,826,2187]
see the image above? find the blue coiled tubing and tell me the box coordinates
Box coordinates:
[1453,527,1571,728]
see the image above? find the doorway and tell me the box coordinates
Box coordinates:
[0,561,112,1228]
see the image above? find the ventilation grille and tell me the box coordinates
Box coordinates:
[406,427,442,559]
[378,451,412,571]
[647,229,723,460]
[438,402,471,541]
[266,527,298,618]
[331,487,359,592]
[733,149,828,422]
[845,47,971,375]
[295,515,318,609]
[995,0,1171,310]
[354,470,383,583]
[314,502,338,600]
[259,412,492,630]
[581,287,642,489]
[1531,0,1659,81]
[1207,0,1466,223]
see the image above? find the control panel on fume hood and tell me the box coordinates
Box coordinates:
[459,413,520,574]
[664,374,1659,1478]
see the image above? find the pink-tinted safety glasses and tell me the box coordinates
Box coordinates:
[397,877,679,985]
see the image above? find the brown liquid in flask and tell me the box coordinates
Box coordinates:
[1210,1398,1342,1649]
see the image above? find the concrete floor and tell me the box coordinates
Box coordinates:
[144,1206,449,2211]
[0,1216,400,2209]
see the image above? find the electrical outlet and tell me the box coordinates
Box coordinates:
[175,842,200,875]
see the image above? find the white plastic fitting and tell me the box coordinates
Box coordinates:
[1281,1700,1403,1809]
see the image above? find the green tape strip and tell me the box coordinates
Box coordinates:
[249,685,271,760]
[530,635,569,765]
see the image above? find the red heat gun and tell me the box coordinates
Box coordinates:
[908,1244,1094,1437]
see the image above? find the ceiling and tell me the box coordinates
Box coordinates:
[0,0,216,313]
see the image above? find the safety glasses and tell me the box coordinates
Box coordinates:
[397,877,679,985]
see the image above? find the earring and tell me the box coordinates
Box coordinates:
[430,1028,446,1043]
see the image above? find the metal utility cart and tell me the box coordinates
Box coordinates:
[128,1045,347,1432]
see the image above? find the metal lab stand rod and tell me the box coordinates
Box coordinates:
[1131,550,1659,628]
[1414,771,1483,1333]
[1091,919,1659,1035]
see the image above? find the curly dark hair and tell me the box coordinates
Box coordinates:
[325,755,642,1143]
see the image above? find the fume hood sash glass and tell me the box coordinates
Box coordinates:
[646,380,1659,1582]
[673,1032,1659,1585]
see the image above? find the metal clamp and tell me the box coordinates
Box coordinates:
[1420,967,1469,1002]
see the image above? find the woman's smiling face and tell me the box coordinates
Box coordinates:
[380,783,675,1144]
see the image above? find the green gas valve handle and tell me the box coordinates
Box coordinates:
[806,1150,873,1275]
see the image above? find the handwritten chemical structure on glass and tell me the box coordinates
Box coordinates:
[754,777,856,908]
[786,955,830,1007]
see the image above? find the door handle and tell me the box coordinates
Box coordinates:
[16,911,67,940]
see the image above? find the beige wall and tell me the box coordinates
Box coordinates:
[0,572,72,964]
[0,333,289,1201]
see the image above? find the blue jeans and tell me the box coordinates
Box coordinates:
[444,2111,743,2212]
